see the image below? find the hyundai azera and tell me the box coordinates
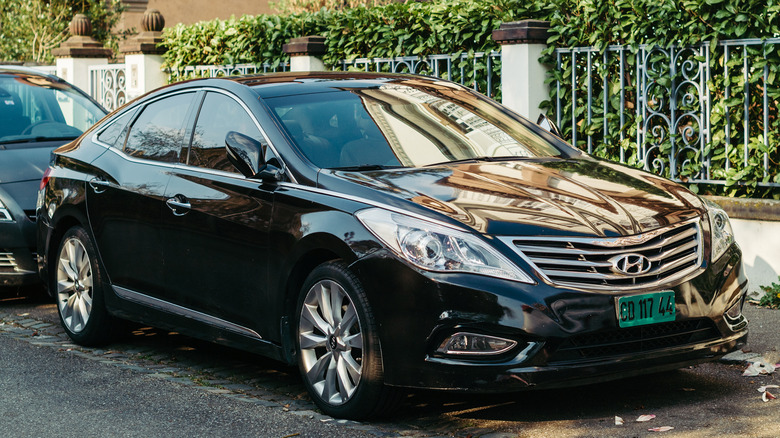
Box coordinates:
[37,72,748,419]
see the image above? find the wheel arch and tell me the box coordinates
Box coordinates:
[278,232,358,364]
[43,206,90,297]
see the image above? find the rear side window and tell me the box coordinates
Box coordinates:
[124,92,194,163]
[188,91,266,173]
[97,108,136,148]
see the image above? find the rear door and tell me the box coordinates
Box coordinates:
[87,91,197,297]
[160,90,275,332]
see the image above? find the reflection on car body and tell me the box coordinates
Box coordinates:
[37,72,747,420]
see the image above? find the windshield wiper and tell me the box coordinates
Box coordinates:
[328,164,400,171]
[0,135,78,146]
[424,156,531,167]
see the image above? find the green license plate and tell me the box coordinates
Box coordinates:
[616,291,676,328]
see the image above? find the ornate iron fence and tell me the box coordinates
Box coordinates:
[554,40,780,190]
[89,64,126,111]
[338,52,502,99]
[166,62,289,83]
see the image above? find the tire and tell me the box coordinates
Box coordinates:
[295,261,401,420]
[52,226,115,346]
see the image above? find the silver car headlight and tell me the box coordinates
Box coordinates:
[704,199,734,262]
[0,198,13,222]
[356,208,533,283]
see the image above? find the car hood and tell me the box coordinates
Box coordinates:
[323,158,706,237]
[0,142,61,210]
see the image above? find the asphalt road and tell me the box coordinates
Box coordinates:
[1,290,778,438]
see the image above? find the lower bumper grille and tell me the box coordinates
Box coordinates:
[0,251,18,272]
[549,319,721,363]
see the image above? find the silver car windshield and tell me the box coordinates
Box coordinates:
[265,83,564,169]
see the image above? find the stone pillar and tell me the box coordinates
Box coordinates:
[282,36,327,72]
[492,20,551,121]
[51,14,112,92]
[120,9,167,100]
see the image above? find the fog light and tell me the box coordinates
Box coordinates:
[725,297,744,320]
[436,332,517,356]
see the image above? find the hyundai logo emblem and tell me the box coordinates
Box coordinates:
[611,253,652,275]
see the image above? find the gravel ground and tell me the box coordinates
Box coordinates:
[0,291,778,437]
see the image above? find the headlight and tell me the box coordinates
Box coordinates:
[704,199,734,262]
[356,208,533,283]
[0,198,13,222]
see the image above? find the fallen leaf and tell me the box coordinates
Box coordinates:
[743,360,776,376]
[615,416,624,425]
[762,391,777,402]
[649,426,675,432]
[636,414,656,422]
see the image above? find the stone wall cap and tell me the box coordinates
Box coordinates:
[704,195,780,222]
[120,31,166,55]
[283,36,327,56]
[492,20,551,45]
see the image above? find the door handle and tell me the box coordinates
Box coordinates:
[88,177,110,194]
[166,196,191,216]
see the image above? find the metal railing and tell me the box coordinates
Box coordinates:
[338,52,502,99]
[89,64,126,111]
[554,39,780,188]
[166,62,289,83]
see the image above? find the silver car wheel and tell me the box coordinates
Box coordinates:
[56,237,94,333]
[299,279,364,406]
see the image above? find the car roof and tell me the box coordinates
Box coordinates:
[224,71,457,99]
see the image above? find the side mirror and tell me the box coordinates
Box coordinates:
[226,131,263,178]
[536,114,562,138]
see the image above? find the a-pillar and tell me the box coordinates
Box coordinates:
[51,14,112,93]
[492,20,551,121]
[282,36,327,72]
[120,9,167,100]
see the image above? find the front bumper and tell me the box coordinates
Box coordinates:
[0,191,40,288]
[351,243,748,392]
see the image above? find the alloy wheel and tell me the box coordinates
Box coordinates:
[56,237,94,333]
[298,279,364,406]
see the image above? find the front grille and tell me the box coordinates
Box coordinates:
[548,319,721,363]
[500,219,703,291]
[0,251,18,272]
[24,210,37,223]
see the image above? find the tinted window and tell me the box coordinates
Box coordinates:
[97,108,136,148]
[189,92,266,173]
[124,93,194,162]
[264,84,564,169]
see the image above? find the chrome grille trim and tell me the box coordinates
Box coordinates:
[0,208,12,222]
[498,218,704,291]
[0,252,18,270]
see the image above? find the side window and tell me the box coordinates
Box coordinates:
[97,108,136,148]
[124,93,194,162]
[189,92,267,173]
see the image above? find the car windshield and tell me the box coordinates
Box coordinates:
[263,82,566,169]
[0,73,106,145]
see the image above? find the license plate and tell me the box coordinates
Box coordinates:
[616,291,676,328]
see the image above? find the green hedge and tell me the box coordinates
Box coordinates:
[161,0,780,199]
[161,0,551,71]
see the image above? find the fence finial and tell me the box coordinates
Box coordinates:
[52,14,112,58]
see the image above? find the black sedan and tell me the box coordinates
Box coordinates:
[0,66,106,291]
[37,72,748,419]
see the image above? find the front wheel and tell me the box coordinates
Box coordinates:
[53,226,115,345]
[295,261,401,419]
